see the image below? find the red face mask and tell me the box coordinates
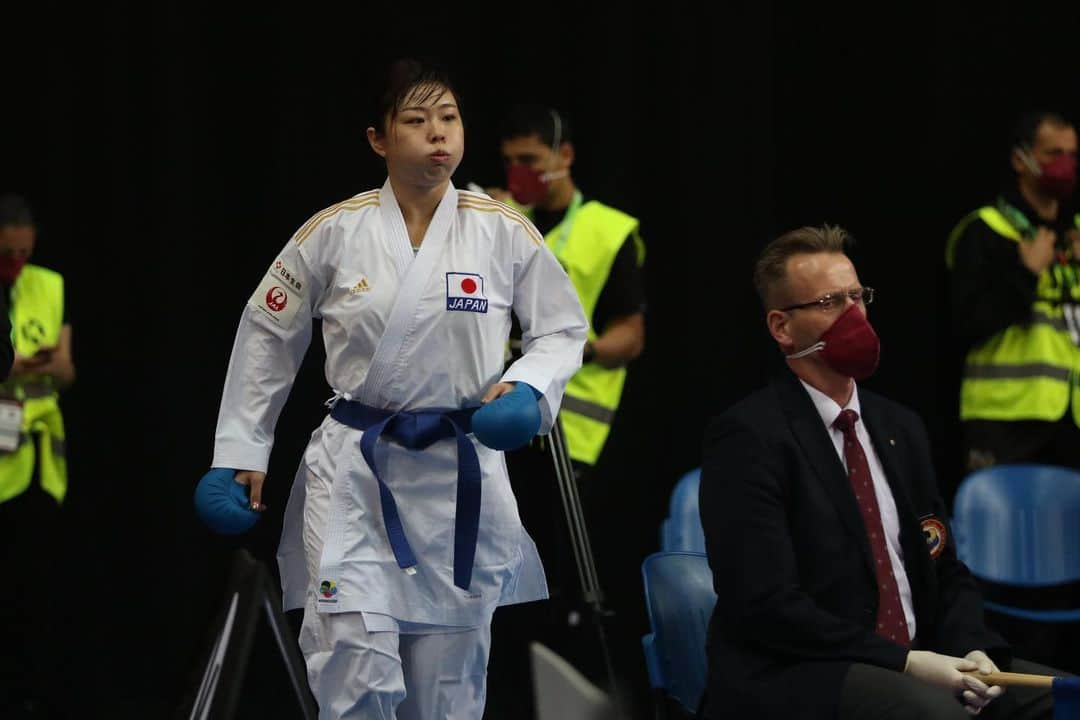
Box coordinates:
[1036,154,1077,200]
[506,164,550,206]
[787,304,881,380]
[0,256,28,285]
[505,163,569,207]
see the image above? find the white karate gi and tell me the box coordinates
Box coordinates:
[212,180,587,718]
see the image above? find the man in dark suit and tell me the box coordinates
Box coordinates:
[699,225,1059,719]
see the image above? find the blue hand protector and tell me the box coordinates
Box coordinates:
[472,382,543,451]
[194,468,260,535]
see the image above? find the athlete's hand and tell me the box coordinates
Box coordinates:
[235,470,267,511]
[481,382,515,403]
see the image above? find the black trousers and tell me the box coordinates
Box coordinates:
[839,658,1061,720]
[484,440,599,720]
[0,482,70,719]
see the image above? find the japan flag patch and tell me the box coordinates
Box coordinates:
[446,272,488,313]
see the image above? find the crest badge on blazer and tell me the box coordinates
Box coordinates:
[920,516,947,560]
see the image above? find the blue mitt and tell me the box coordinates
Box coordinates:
[194,468,260,535]
[472,382,543,451]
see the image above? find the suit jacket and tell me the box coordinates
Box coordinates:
[698,372,1008,720]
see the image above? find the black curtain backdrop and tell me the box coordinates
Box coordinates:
[2,2,1079,716]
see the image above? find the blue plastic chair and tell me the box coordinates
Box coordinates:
[660,468,705,553]
[641,551,717,718]
[952,463,1080,623]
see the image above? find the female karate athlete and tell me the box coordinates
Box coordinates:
[209,58,587,718]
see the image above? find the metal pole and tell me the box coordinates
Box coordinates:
[546,415,625,719]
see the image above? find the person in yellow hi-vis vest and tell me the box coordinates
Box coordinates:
[946,112,1080,474]
[0,193,75,717]
[491,104,645,469]
[482,104,645,720]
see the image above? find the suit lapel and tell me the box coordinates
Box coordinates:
[859,398,913,520]
[776,373,875,577]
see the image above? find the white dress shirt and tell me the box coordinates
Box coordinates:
[799,380,916,641]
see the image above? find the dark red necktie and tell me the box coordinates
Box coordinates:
[833,409,910,648]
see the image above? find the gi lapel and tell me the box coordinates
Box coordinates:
[778,373,876,578]
[359,179,459,406]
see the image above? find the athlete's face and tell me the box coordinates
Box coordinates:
[367,83,463,189]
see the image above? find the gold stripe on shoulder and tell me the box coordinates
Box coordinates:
[457,201,544,246]
[457,200,543,245]
[295,198,380,246]
[458,195,539,235]
[456,193,528,217]
[293,190,381,244]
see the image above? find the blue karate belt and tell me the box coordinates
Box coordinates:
[330,400,480,590]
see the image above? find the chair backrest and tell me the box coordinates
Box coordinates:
[530,642,616,720]
[662,468,705,553]
[641,551,717,714]
[952,464,1080,587]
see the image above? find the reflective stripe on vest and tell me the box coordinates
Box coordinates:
[0,265,67,504]
[543,198,642,465]
[947,207,1080,425]
[560,394,617,424]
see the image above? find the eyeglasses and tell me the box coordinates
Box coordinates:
[780,287,874,313]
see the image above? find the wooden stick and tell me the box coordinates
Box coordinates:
[963,671,1055,688]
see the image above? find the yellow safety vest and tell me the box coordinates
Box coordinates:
[0,264,67,504]
[945,206,1080,425]
[535,192,644,465]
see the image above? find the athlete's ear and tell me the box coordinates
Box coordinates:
[367,127,387,158]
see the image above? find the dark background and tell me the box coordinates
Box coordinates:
[2,2,1079,717]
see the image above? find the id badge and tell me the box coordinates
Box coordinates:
[0,400,22,452]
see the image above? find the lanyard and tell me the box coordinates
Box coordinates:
[549,190,584,260]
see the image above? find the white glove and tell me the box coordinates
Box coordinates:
[904,650,978,692]
[959,650,1005,715]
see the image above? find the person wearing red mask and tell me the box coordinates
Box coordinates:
[482,104,646,718]
[945,111,1080,684]
[490,104,645,473]
[0,196,74,392]
[946,111,1080,478]
[698,225,1063,720]
[0,193,74,717]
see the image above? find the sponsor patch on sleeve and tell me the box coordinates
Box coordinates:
[249,257,305,328]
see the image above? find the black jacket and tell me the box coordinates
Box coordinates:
[948,187,1075,353]
[0,290,13,382]
[699,371,1008,720]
